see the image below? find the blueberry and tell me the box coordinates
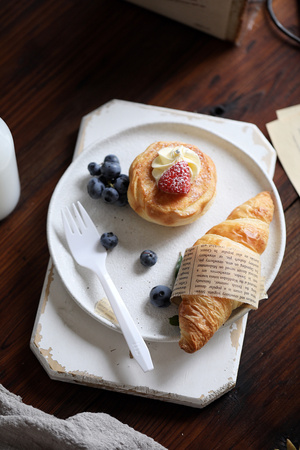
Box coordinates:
[150,285,172,308]
[140,250,158,267]
[88,162,102,176]
[101,161,121,181]
[87,177,105,199]
[100,232,118,250]
[104,154,120,164]
[116,194,128,207]
[98,173,107,185]
[114,174,129,194]
[102,186,119,203]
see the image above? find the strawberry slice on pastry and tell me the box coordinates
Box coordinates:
[158,160,191,194]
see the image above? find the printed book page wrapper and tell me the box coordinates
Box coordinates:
[171,244,267,309]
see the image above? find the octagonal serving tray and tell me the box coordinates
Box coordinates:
[31,100,285,408]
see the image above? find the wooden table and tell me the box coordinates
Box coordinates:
[1,1,299,448]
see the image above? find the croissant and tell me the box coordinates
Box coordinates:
[177,191,274,353]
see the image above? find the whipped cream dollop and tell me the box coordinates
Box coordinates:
[151,145,201,182]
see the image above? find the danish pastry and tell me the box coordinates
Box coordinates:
[176,191,274,353]
[127,141,217,227]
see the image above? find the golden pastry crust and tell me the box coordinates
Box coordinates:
[177,191,274,353]
[127,141,217,227]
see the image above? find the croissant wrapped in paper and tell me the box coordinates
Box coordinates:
[176,191,274,353]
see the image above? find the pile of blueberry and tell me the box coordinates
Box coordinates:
[87,154,129,207]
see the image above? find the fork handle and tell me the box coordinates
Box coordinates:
[95,267,154,372]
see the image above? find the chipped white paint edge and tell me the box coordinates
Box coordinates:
[30,100,276,408]
[30,260,248,408]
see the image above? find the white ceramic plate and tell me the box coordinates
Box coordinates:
[47,122,285,342]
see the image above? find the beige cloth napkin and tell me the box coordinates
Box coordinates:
[0,384,166,450]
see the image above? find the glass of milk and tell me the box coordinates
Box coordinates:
[0,118,21,220]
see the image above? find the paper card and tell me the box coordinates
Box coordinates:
[266,105,300,196]
[171,244,267,309]
[276,104,300,120]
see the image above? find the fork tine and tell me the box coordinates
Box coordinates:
[77,201,97,231]
[62,207,77,235]
[72,202,86,234]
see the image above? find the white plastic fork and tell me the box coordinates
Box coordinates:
[61,201,154,372]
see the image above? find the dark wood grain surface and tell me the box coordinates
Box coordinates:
[0,1,299,449]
